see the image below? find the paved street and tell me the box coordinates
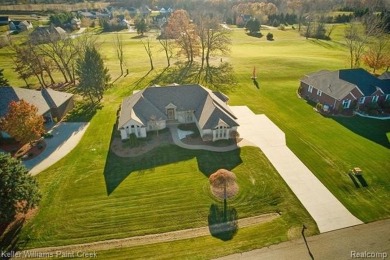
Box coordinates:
[217,218,390,260]
[230,106,363,233]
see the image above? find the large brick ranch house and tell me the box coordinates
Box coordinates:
[118,84,239,142]
[299,68,390,113]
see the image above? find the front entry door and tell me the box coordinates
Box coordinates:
[167,108,175,120]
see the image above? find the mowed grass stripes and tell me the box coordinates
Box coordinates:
[2,24,387,257]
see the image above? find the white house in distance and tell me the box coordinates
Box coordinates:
[118,84,239,142]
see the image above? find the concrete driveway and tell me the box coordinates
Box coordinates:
[230,106,363,233]
[24,122,89,176]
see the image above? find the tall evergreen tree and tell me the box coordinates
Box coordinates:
[0,153,41,223]
[76,46,110,103]
[245,18,261,35]
[135,18,149,36]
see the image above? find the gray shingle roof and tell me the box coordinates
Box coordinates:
[301,69,390,100]
[118,84,238,130]
[301,70,356,100]
[0,87,73,117]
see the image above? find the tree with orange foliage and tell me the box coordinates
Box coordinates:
[209,169,239,222]
[209,169,239,200]
[0,100,45,145]
[362,33,389,74]
[362,49,386,74]
[166,9,200,62]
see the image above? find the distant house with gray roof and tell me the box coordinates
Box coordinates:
[9,20,33,31]
[118,84,239,141]
[0,87,74,123]
[29,25,67,44]
[299,68,390,112]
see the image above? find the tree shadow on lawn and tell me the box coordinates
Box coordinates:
[65,102,103,122]
[103,125,242,195]
[147,61,200,87]
[331,116,390,149]
[0,218,29,256]
[145,61,236,93]
[208,203,238,241]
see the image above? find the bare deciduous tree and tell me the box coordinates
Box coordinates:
[345,16,384,69]
[362,33,389,73]
[196,15,231,70]
[11,43,54,87]
[159,37,173,67]
[142,38,154,71]
[114,33,126,76]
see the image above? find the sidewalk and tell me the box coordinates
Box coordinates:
[229,106,363,233]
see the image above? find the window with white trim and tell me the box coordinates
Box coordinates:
[308,85,313,93]
[359,97,365,104]
[342,99,351,109]
[317,90,322,96]
[372,95,379,103]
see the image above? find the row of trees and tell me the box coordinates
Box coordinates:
[10,33,110,103]
[128,9,234,90]
[164,10,231,68]
[11,34,91,87]
[345,14,390,72]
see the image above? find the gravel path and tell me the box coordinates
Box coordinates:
[19,213,279,254]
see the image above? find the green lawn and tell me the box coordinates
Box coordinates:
[91,219,289,260]
[17,95,315,248]
[225,28,390,222]
[1,25,389,258]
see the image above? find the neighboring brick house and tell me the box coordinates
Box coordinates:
[299,69,390,113]
[118,84,239,142]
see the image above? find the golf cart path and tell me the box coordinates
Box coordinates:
[230,106,363,233]
[19,214,279,254]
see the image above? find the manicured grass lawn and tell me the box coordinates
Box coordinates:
[93,219,289,260]
[225,28,390,222]
[1,24,389,258]
[18,93,315,248]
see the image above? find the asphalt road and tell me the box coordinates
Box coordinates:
[217,218,390,260]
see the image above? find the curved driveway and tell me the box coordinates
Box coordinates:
[230,106,363,233]
[24,122,89,176]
